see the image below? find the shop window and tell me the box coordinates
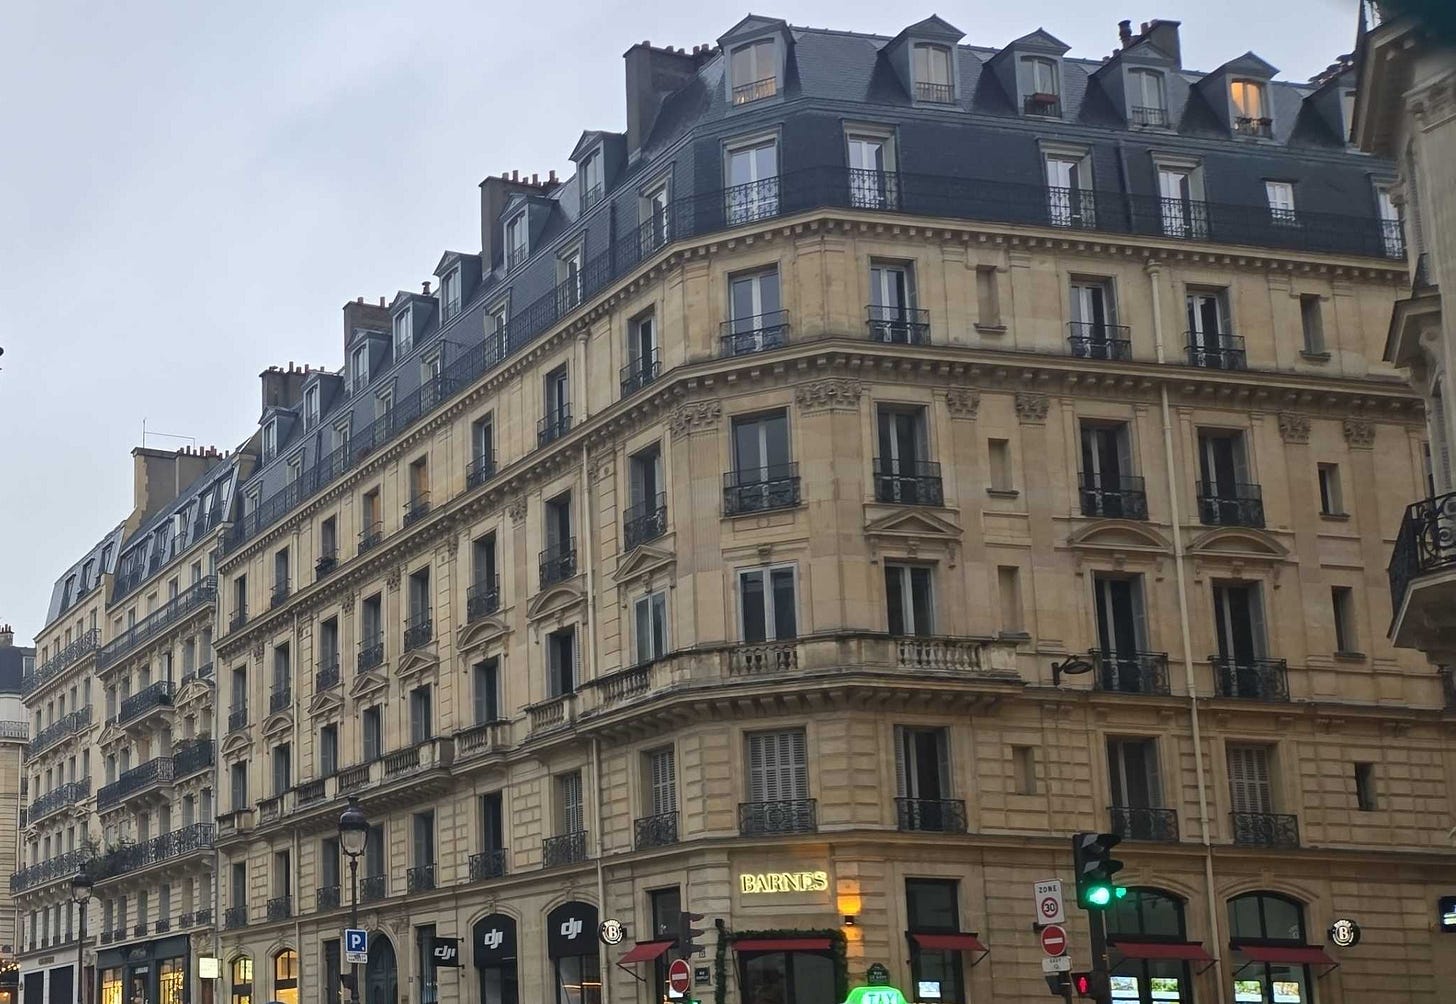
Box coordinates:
[1228,892,1315,1004]
[474,913,519,1004]
[547,901,601,1004]
[230,957,253,1004]
[1105,888,1194,1004]
[272,951,298,1004]
[739,950,836,1004]
[907,879,965,1002]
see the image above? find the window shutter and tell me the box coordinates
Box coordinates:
[893,727,909,798]
[1129,578,1149,651]
[651,750,677,815]
[936,730,952,799]
[1228,745,1272,814]
[790,729,808,801]
[748,733,768,802]
[1247,585,1268,659]
[1143,741,1163,809]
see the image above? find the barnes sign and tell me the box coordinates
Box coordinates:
[740,870,830,894]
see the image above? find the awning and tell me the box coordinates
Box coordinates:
[909,932,990,967]
[617,941,674,965]
[1232,943,1339,979]
[734,937,833,952]
[1111,940,1217,972]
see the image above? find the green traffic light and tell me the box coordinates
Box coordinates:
[1115,887,1128,899]
[1087,885,1112,906]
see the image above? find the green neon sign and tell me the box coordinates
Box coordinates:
[843,986,910,1004]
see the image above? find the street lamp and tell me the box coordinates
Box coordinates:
[338,799,369,1004]
[70,870,93,1004]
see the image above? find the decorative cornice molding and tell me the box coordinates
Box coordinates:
[794,378,863,412]
[669,401,722,439]
[1014,392,1049,425]
[1278,413,1311,444]
[1343,418,1376,449]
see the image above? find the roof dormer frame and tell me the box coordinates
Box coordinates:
[882,16,965,106]
[990,29,1071,119]
[718,15,792,109]
[1207,51,1279,140]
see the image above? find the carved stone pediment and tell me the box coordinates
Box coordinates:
[261,710,293,741]
[175,678,212,708]
[526,579,587,622]
[349,669,390,702]
[458,615,511,653]
[611,543,676,588]
[309,688,344,717]
[1186,527,1289,560]
[97,722,128,750]
[1067,521,1173,555]
[220,731,253,760]
[863,508,964,565]
[396,648,440,682]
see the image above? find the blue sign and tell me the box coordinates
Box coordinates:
[345,929,367,954]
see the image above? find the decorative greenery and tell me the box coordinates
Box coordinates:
[713,926,848,1004]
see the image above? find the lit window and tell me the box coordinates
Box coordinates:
[730,39,777,104]
[1265,181,1297,226]
[1231,80,1270,136]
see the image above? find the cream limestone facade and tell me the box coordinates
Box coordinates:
[212,205,1455,1004]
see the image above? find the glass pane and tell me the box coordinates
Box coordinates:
[741,572,767,642]
[771,569,797,640]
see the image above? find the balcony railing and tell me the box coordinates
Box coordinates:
[92,823,215,881]
[1131,105,1168,127]
[28,779,91,823]
[1389,490,1456,616]
[1079,473,1148,520]
[914,80,954,104]
[543,830,589,868]
[28,706,92,760]
[229,607,248,633]
[739,799,817,836]
[1231,811,1299,848]
[729,641,800,675]
[270,580,290,608]
[97,757,173,811]
[119,680,174,724]
[316,885,341,910]
[263,895,291,922]
[466,453,496,490]
[1024,92,1061,116]
[98,579,216,670]
[467,577,501,621]
[1212,657,1290,702]
[1047,185,1096,228]
[1196,482,1265,528]
[620,353,661,397]
[1234,116,1273,138]
[723,463,801,515]
[358,633,385,673]
[269,683,292,714]
[731,76,777,105]
[538,407,572,447]
[720,310,790,356]
[469,848,508,881]
[9,846,93,893]
[22,628,99,694]
[404,614,433,651]
[539,541,578,588]
[358,521,384,554]
[223,906,248,930]
[1381,218,1406,259]
[1090,650,1170,695]
[1186,332,1247,370]
[173,738,215,778]
[873,458,944,507]
[895,797,967,833]
[1109,805,1179,842]
[360,874,387,902]
[227,703,248,733]
[623,495,668,550]
[315,656,341,692]
[634,811,680,850]
[866,305,930,344]
[406,864,437,892]
[1068,321,1132,361]
[403,493,432,528]
[315,552,337,579]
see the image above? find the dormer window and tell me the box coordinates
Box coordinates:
[1265,180,1297,226]
[1129,69,1167,127]
[505,211,528,270]
[730,39,777,105]
[262,420,278,462]
[1341,89,1357,144]
[912,44,953,103]
[440,268,461,322]
[1231,80,1271,137]
[580,150,603,211]
[1023,57,1060,116]
[303,385,320,430]
[393,310,413,356]
[351,343,370,391]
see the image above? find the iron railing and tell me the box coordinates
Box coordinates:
[1186,332,1247,369]
[223,906,248,930]
[266,896,293,922]
[1068,321,1132,360]
[269,683,292,715]
[873,458,943,507]
[119,680,173,724]
[358,633,385,673]
[1025,93,1062,116]
[1196,482,1265,528]
[173,739,215,778]
[731,76,777,105]
[403,493,432,528]
[358,521,384,554]
[9,846,94,892]
[466,453,496,490]
[316,657,341,692]
[623,495,668,550]
[720,309,790,356]
[1231,811,1299,848]
[98,579,216,669]
[620,353,661,397]
[316,885,341,910]
[270,579,290,608]
[724,463,801,515]
[1234,116,1273,138]
[92,823,215,881]
[27,706,92,760]
[849,168,900,210]
[28,779,91,823]
[360,875,387,902]
[404,614,433,651]
[469,848,508,881]
[1109,806,1179,842]
[895,797,967,833]
[739,799,817,836]
[1131,105,1168,127]
[22,628,99,694]
[866,305,930,344]
[633,811,680,850]
[315,552,337,579]
[228,607,247,633]
[1047,185,1096,228]
[1090,650,1170,695]
[539,541,578,587]
[1079,473,1149,520]
[227,703,248,732]
[538,407,572,447]
[1389,490,1456,616]
[96,757,173,811]
[914,80,954,104]
[542,831,589,868]
[1212,657,1290,701]
[406,864,437,892]
[467,577,501,621]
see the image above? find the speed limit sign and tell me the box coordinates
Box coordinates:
[1034,879,1065,925]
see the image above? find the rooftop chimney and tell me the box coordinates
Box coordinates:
[1118,19,1132,48]
[422,281,431,296]
[624,41,702,159]
[1141,19,1181,67]
[0,625,12,648]
[344,298,392,357]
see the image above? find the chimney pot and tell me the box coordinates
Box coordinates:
[379,296,386,307]
[512,169,519,181]
[357,296,364,304]
[549,169,557,182]
[422,281,431,295]
[1118,19,1133,46]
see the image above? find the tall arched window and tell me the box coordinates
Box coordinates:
[1228,892,1316,1004]
[1106,888,1211,1004]
[229,958,252,1004]
[273,950,299,1004]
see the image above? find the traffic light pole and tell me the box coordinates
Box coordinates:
[1087,908,1112,1004]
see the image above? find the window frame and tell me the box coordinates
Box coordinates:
[737,562,799,643]
[504,210,528,270]
[632,590,670,666]
[729,37,779,105]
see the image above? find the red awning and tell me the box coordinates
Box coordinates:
[1111,941,1216,963]
[734,938,833,952]
[1235,944,1337,967]
[911,933,988,953]
[617,941,674,965]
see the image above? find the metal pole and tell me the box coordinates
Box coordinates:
[349,856,360,1004]
[1089,909,1112,1004]
[77,901,87,1004]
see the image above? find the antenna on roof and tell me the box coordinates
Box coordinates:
[141,418,198,450]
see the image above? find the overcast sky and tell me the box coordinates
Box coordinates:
[0,0,1358,644]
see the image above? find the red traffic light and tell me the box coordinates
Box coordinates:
[1070,971,1110,999]
[1072,972,1092,996]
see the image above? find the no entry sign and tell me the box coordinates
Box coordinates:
[667,958,692,995]
[1040,924,1068,957]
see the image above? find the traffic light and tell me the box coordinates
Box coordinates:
[1072,831,1126,909]
[1070,971,1110,999]
[676,911,707,956]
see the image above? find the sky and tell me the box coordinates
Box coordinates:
[0,0,1360,644]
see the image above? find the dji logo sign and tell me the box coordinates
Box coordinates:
[560,917,584,940]
[432,943,458,963]
[481,929,503,951]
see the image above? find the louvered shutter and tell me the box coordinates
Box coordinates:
[650,749,677,815]
[789,730,808,800]
[1228,745,1272,814]
[893,728,909,798]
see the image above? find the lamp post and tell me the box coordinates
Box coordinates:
[338,799,369,1004]
[70,870,93,1004]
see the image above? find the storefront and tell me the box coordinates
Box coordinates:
[20,963,73,1004]
[97,936,190,1004]
[472,914,518,1004]
[545,902,599,1004]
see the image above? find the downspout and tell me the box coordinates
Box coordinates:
[290,604,302,1000]
[1147,260,1225,1004]
[581,440,609,1000]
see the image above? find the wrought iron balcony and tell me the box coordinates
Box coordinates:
[358,521,384,554]
[1090,650,1170,695]
[269,683,292,715]
[866,304,930,345]
[1130,105,1168,127]
[467,577,501,621]
[1109,805,1179,842]
[1212,657,1290,702]
[537,407,572,447]
[720,310,790,356]
[119,680,173,725]
[223,906,248,930]
[358,633,385,673]
[1079,473,1148,520]
[315,552,337,579]
[620,353,661,397]
[29,779,91,823]
[739,799,817,836]
[173,739,215,778]
[1068,321,1132,361]
[97,757,173,811]
[1389,490,1456,618]
[634,811,680,850]
[1231,811,1299,848]
[914,80,954,104]
[404,614,433,651]
[895,797,968,833]
[1047,185,1097,228]
[723,463,802,515]
[1024,92,1061,116]
[266,896,292,921]
[133,923,147,937]
[466,453,496,490]
[469,848,508,881]
[539,541,578,588]
[196,907,213,926]
[92,823,215,881]
[1185,332,1247,369]
[227,703,248,732]
[873,458,943,507]
[316,885,341,910]
[848,168,900,210]
[229,608,247,633]
[623,495,668,550]
[406,865,436,892]
[98,578,216,669]
[316,658,341,692]
[543,830,589,868]
[731,76,777,105]
[155,919,170,934]
[403,493,432,528]
[1380,218,1406,259]
[1196,482,1265,528]
[22,628,99,695]
[1234,116,1273,138]
[360,875,387,902]
[28,706,92,760]
[9,846,93,892]
[270,580,290,608]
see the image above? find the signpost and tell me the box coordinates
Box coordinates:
[667,959,692,997]
[1034,879,1065,925]
[1040,925,1068,957]
[1042,956,1072,974]
[344,930,367,966]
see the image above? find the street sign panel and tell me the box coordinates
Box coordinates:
[1042,955,1072,974]
[668,958,692,996]
[1034,879,1065,925]
[1040,925,1068,957]
[344,929,368,965]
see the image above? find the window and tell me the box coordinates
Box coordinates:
[230,957,253,1004]
[579,150,603,209]
[1197,429,1258,526]
[739,565,797,642]
[625,442,665,547]
[885,564,933,637]
[1332,586,1358,654]
[473,658,500,724]
[542,364,570,443]
[1129,69,1166,126]
[1186,290,1240,368]
[1012,745,1038,794]
[728,410,795,514]
[1023,57,1060,115]
[641,183,670,252]
[1157,164,1206,238]
[393,309,413,356]
[1317,464,1343,516]
[470,534,498,614]
[1298,294,1325,355]
[413,810,435,869]
[725,138,779,223]
[998,566,1024,634]
[543,492,575,584]
[469,414,495,485]
[906,879,965,1003]
[261,421,277,462]
[407,565,431,639]
[1377,185,1404,257]
[1080,422,1139,518]
[1044,152,1093,227]
[319,518,337,566]
[1106,889,1193,1004]
[486,301,509,360]
[409,685,433,743]
[912,43,953,103]
[440,268,461,321]
[229,762,247,811]
[1265,180,1297,225]
[745,729,809,807]
[364,824,385,883]
[319,725,338,777]
[272,743,291,796]
[351,343,370,390]
[548,626,577,697]
[1228,892,1312,1004]
[1354,762,1377,811]
[895,727,953,830]
[480,790,505,854]
[1093,574,1152,692]
[987,438,1013,493]
[1213,582,1270,696]
[362,705,382,761]
[1069,278,1120,358]
[730,39,777,104]
[272,951,298,1004]
[1227,744,1274,817]
[556,771,584,835]
[504,211,527,269]
[1107,738,1165,837]
[1231,79,1271,135]
[633,592,669,665]
[724,268,784,354]
[848,132,897,208]
[868,260,922,342]
[875,405,937,505]
[644,746,677,818]
[557,246,583,311]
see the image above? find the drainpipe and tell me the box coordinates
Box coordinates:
[1147,260,1226,1004]
[581,442,609,1000]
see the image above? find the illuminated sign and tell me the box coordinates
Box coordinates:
[739,870,829,895]
[197,958,220,980]
[844,986,909,1004]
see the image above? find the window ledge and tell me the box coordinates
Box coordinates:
[987,488,1020,499]
[1319,511,1351,522]
[1299,350,1331,362]
[974,323,1008,335]
[1332,650,1367,663]
[997,630,1032,642]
